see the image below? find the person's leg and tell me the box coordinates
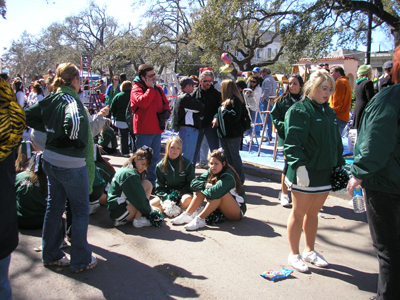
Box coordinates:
[136,134,158,186]
[198,192,241,220]
[287,191,315,255]
[186,191,206,214]
[179,126,199,162]
[204,124,220,152]
[192,129,205,165]
[303,192,329,252]
[0,255,12,300]
[266,114,273,139]
[119,128,129,155]
[199,136,209,165]
[42,161,69,264]
[180,194,193,210]
[220,137,245,184]
[337,119,347,136]
[62,165,92,271]
[365,189,400,300]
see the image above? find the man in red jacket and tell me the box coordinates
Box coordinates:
[131,64,171,186]
[329,65,352,135]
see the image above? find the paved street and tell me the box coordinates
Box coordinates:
[9,155,377,300]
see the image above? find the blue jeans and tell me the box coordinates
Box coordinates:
[220,137,245,184]
[135,133,161,186]
[0,255,11,300]
[193,124,220,165]
[42,161,92,271]
[199,137,209,164]
[179,126,199,162]
[337,119,347,137]
[259,101,272,138]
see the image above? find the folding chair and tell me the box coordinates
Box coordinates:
[243,88,264,152]
[257,96,275,157]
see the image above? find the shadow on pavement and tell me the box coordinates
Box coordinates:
[321,205,368,223]
[243,184,280,207]
[204,217,281,238]
[12,243,206,300]
[309,264,378,294]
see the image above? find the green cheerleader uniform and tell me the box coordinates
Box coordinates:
[107,166,152,223]
[270,92,302,149]
[98,127,118,152]
[90,167,107,204]
[15,171,47,229]
[284,97,345,193]
[191,168,247,215]
[96,161,116,193]
[155,156,195,201]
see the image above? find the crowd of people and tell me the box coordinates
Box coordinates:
[0,50,399,300]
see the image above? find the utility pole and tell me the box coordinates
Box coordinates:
[365,3,372,64]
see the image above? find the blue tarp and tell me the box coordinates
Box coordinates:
[80,70,101,80]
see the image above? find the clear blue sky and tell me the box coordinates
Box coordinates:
[0,0,394,57]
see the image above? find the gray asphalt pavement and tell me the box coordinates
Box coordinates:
[9,155,378,300]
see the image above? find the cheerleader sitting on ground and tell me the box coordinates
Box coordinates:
[107,146,155,228]
[150,137,195,217]
[171,148,247,231]
[98,118,118,155]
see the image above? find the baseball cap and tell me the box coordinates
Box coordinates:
[180,76,197,87]
[252,67,261,73]
[383,61,393,69]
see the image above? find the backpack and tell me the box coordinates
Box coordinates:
[241,101,251,132]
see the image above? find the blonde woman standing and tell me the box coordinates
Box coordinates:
[284,69,345,272]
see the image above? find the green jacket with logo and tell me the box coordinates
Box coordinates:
[25,88,89,158]
[190,168,247,214]
[107,166,152,217]
[271,93,299,147]
[351,84,400,195]
[155,156,195,201]
[284,97,344,183]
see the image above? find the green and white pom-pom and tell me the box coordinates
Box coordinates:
[331,166,350,192]
[167,190,182,204]
[161,199,182,218]
[205,209,226,225]
[147,210,165,227]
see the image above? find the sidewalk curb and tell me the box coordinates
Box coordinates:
[242,161,282,183]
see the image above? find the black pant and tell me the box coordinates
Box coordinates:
[365,188,400,300]
[119,128,130,155]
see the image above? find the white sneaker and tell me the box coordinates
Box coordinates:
[279,192,290,207]
[171,212,194,225]
[184,216,206,231]
[133,217,151,228]
[113,219,127,227]
[302,250,329,267]
[288,254,309,273]
[89,203,100,215]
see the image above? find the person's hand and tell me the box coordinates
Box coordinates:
[221,105,225,112]
[296,166,310,187]
[98,105,109,117]
[212,117,218,128]
[347,177,362,197]
[144,78,154,88]
[384,73,391,81]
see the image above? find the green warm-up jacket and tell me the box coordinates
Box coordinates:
[351,84,400,195]
[155,156,195,201]
[284,97,345,183]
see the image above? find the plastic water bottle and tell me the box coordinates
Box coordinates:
[352,187,365,213]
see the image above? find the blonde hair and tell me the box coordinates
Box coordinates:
[221,79,243,104]
[303,69,335,100]
[52,63,79,90]
[162,137,183,173]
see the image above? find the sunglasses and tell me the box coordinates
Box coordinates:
[251,81,257,83]
[147,74,156,78]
